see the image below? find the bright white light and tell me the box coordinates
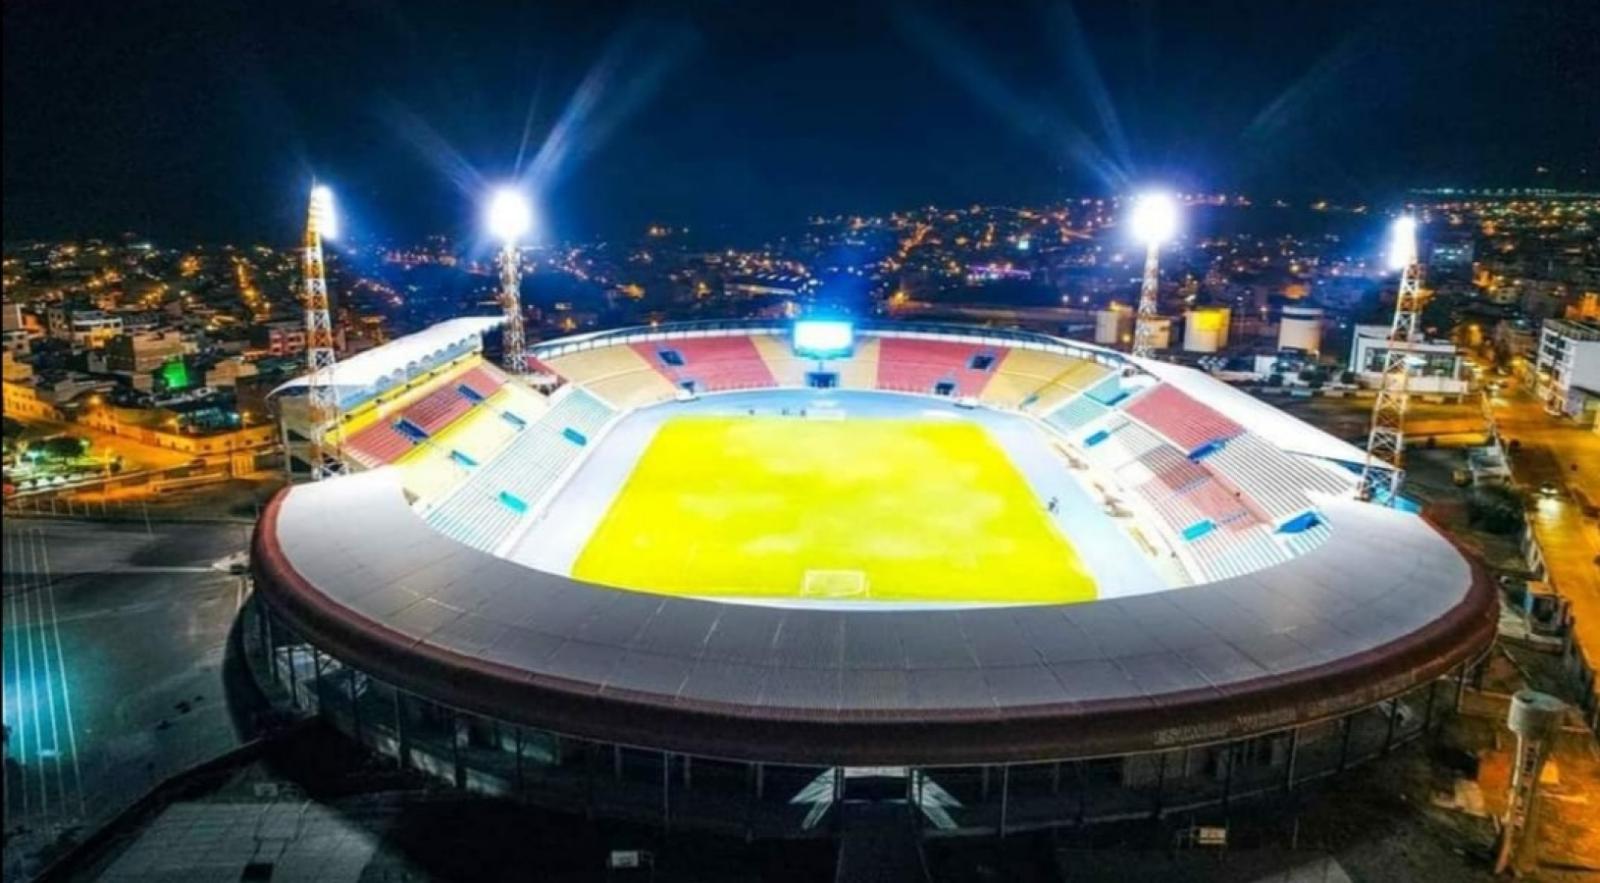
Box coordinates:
[310,185,338,240]
[793,319,854,356]
[1387,215,1417,270]
[1128,192,1179,246]
[486,187,532,243]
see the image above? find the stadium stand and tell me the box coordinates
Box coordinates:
[403,383,475,435]
[542,345,679,410]
[635,336,777,392]
[1081,418,1167,470]
[344,419,415,467]
[1044,394,1111,434]
[1124,384,1245,453]
[835,337,881,389]
[1203,433,1356,525]
[980,349,1072,407]
[424,389,616,553]
[875,337,1004,397]
[1019,360,1114,415]
[749,333,812,387]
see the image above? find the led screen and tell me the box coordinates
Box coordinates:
[793,320,854,357]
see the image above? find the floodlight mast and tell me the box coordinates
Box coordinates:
[302,184,344,481]
[1359,215,1425,503]
[487,188,531,375]
[1129,193,1177,360]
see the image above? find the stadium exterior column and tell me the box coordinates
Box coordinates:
[393,690,409,771]
[1422,680,1439,738]
[263,612,277,685]
[311,647,324,709]
[1383,698,1402,754]
[1075,762,1087,824]
[662,751,672,831]
[1336,716,1354,772]
[1284,728,1300,792]
[513,727,523,793]
[999,765,1010,838]
[1454,658,1470,712]
[451,710,465,789]
[348,667,361,743]
[1220,744,1234,812]
[1152,751,1168,817]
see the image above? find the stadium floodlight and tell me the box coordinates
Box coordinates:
[310,184,338,240]
[1387,214,1418,270]
[486,185,532,373]
[1128,192,1179,246]
[486,187,532,244]
[1127,192,1178,359]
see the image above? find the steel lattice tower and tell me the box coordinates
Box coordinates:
[499,241,525,374]
[302,186,343,480]
[1132,240,1162,360]
[1358,247,1425,502]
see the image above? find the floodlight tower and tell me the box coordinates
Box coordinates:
[487,187,532,374]
[1128,193,1179,359]
[302,184,343,480]
[1359,215,1425,503]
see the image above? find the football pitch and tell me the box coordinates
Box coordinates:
[572,415,1096,604]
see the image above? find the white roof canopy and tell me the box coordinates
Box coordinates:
[271,316,503,399]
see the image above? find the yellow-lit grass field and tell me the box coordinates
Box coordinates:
[573,416,1095,604]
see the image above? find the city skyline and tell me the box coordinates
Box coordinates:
[5,0,1597,244]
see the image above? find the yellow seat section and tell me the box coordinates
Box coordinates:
[1025,361,1113,414]
[834,337,881,390]
[981,349,1078,407]
[750,333,811,387]
[396,445,471,504]
[545,346,678,408]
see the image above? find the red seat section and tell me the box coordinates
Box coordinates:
[1124,384,1244,452]
[404,384,474,434]
[875,338,1005,396]
[457,364,508,399]
[345,420,413,466]
[633,337,777,391]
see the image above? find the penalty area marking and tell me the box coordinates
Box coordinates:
[802,569,868,599]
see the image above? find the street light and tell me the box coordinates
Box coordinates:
[1128,192,1180,359]
[485,186,533,373]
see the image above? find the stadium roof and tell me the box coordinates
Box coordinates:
[254,467,1492,766]
[271,316,503,399]
[1134,358,1371,468]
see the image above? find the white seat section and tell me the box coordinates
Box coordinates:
[424,389,616,552]
[1203,433,1356,525]
[1190,523,1290,581]
[1081,418,1166,472]
[1044,394,1110,434]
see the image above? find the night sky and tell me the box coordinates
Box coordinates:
[4,0,1596,243]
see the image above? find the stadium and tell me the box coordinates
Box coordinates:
[249,317,1496,836]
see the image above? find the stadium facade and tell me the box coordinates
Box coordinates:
[250,318,1495,836]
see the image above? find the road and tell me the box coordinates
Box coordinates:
[1490,388,1600,679]
[1279,387,1600,688]
[2,517,254,881]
